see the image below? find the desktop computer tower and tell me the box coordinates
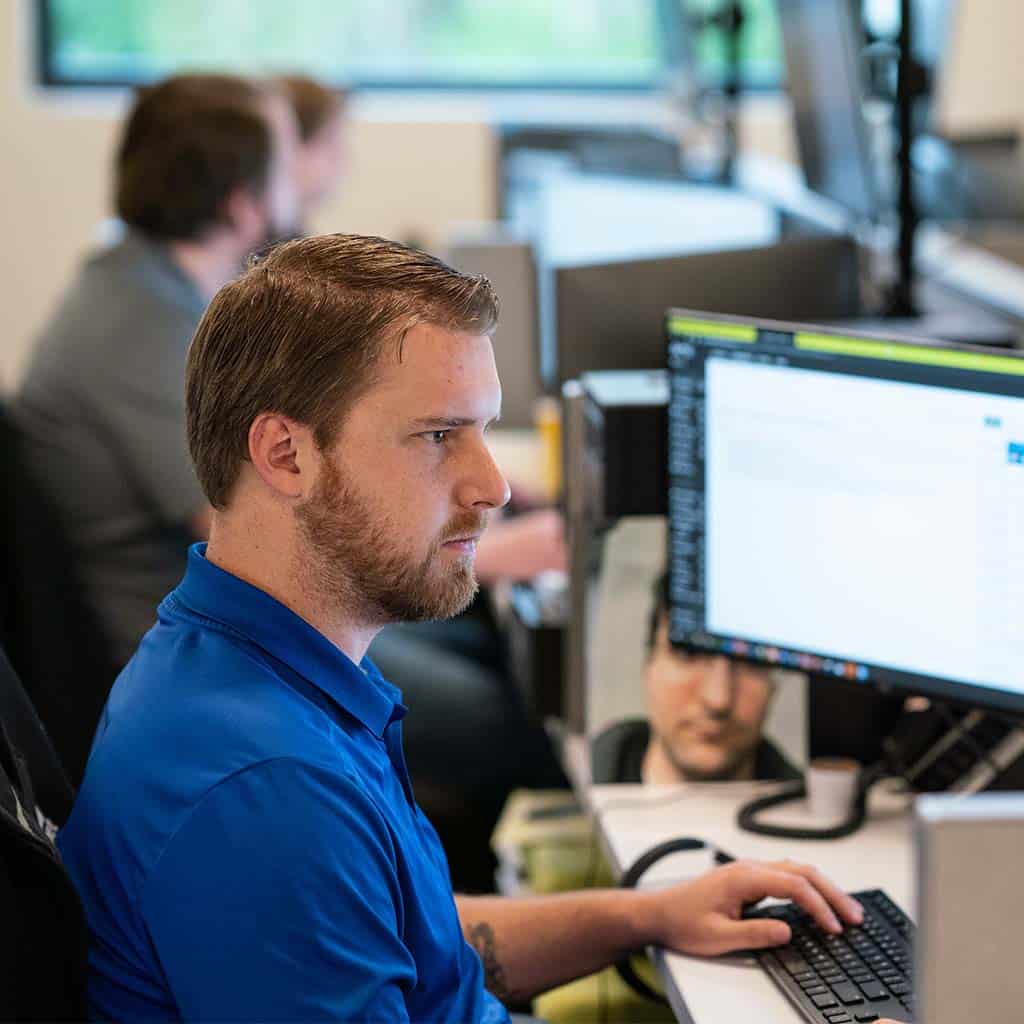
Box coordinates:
[580,370,668,525]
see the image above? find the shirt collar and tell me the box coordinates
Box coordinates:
[167,544,404,739]
[118,228,208,321]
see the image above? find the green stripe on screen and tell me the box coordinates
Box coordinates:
[795,332,1024,376]
[668,317,757,342]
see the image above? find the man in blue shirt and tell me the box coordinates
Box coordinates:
[58,233,863,1021]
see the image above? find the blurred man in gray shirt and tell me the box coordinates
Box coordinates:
[16,74,299,684]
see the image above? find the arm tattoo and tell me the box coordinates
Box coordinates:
[467,921,512,1003]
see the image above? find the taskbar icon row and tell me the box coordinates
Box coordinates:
[689,634,872,682]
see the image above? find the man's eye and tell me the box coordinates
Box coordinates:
[426,430,450,445]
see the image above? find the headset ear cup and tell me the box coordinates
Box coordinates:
[615,837,708,1004]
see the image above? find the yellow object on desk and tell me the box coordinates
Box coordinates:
[492,791,673,1024]
[534,396,562,502]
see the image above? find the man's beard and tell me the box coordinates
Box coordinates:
[295,457,483,626]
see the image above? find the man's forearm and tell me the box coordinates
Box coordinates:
[456,890,660,1004]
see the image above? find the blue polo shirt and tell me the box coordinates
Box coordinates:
[57,544,508,1023]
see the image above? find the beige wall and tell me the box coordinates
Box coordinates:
[0,2,498,391]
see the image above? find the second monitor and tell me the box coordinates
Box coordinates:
[549,233,861,390]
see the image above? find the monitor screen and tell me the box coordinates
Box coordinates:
[778,0,879,221]
[666,310,1024,714]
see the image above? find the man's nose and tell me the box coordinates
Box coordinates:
[700,657,735,715]
[457,438,511,511]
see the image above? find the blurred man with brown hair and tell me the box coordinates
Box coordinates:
[16,74,300,686]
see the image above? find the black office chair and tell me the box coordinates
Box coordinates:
[0,637,73,828]
[0,646,88,1021]
[0,402,116,790]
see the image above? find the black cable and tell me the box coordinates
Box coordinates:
[735,763,887,841]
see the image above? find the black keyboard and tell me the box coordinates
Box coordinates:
[745,889,915,1024]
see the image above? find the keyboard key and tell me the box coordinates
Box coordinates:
[890,981,911,995]
[825,1013,852,1023]
[830,982,864,1005]
[778,950,810,974]
[854,1013,879,1023]
[811,992,839,1009]
[857,981,888,1001]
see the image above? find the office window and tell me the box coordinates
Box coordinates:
[38,0,784,91]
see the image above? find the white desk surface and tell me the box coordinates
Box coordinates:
[586,780,914,1024]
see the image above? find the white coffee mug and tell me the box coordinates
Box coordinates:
[807,757,860,823]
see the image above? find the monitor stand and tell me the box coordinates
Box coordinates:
[808,675,904,767]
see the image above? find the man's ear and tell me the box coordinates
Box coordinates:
[222,186,265,246]
[247,413,316,500]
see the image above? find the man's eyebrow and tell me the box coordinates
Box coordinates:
[410,415,501,429]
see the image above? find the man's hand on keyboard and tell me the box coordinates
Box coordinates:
[647,859,865,957]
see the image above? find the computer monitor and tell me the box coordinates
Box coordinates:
[550,233,861,390]
[446,228,540,429]
[666,310,1024,715]
[778,0,879,221]
[916,793,1024,1023]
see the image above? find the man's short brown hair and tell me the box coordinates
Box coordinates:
[275,74,347,143]
[116,73,273,241]
[186,233,500,508]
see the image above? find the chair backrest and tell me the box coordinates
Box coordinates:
[0,641,73,827]
[0,646,88,1021]
[0,402,116,787]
